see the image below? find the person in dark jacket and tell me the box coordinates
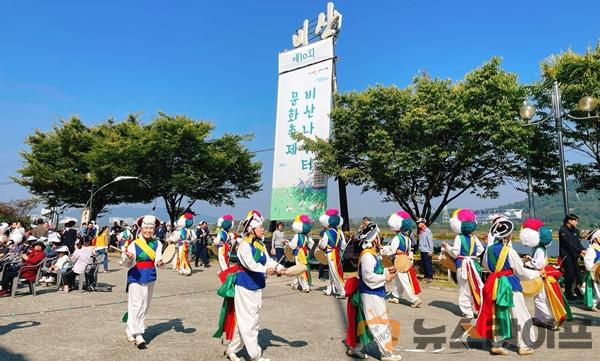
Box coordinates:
[195,221,210,267]
[61,221,78,254]
[559,214,586,300]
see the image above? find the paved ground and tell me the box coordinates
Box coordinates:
[0,255,599,361]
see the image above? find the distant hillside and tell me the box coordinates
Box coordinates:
[499,180,600,228]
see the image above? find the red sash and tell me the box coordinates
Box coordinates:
[475,269,513,339]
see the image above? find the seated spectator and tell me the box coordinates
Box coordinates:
[32,218,48,239]
[40,246,70,284]
[0,239,46,296]
[61,238,95,292]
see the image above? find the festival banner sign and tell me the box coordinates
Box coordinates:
[270,38,334,221]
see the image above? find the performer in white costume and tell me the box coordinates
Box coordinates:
[169,211,196,276]
[222,210,285,361]
[213,214,236,272]
[475,219,538,356]
[123,215,163,349]
[289,214,315,293]
[382,210,422,308]
[318,208,346,298]
[583,229,600,310]
[442,208,484,319]
[521,218,572,330]
[346,222,402,361]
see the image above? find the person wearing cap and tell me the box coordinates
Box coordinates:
[221,210,285,361]
[442,208,484,319]
[583,229,600,311]
[416,218,434,283]
[0,239,46,296]
[318,208,347,298]
[521,218,571,330]
[41,245,70,284]
[289,214,315,293]
[345,222,402,361]
[559,214,586,301]
[383,210,422,308]
[213,214,236,272]
[123,215,164,349]
[475,219,538,356]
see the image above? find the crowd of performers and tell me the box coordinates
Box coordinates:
[119,208,600,360]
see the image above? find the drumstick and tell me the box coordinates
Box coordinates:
[110,245,125,253]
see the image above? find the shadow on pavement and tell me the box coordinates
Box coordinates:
[258,328,308,350]
[0,346,29,361]
[428,300,463,317]
[145,318,196,344]
[0,320,41,336]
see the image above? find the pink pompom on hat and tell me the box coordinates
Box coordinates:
[319,208,343,228]
[387,210,411,231]
[292,214,312,234]
[217,214,234,227]
[449,208,477,235]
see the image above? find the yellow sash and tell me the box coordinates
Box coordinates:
[133,238,156,260]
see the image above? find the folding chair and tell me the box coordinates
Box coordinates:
[11,258,45,297]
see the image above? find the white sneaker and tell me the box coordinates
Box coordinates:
[224,350,240,361]
[46,276,55,284]
[39,276,48,283]
[135,334,146,349]
[381,354,402,361]
[346,348,368,359]
[125,329,135,342]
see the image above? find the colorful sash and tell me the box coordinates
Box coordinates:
[213,272,238,341]
[133,238,156,261]
[476,245,514,339]
[583,244,600,308]
[295,234,312,285]
[542,265,572,323]
[346,248,379,348]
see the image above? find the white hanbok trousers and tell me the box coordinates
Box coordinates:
[227,285,263,360]
[127,282,154,336]
[391,272,418,303]
[492,292,537,348]
[354,293,393,358]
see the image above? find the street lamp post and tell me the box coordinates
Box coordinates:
[520,84,599,217]
[83,176,151,222]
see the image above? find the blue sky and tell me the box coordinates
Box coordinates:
[1,1,599,222]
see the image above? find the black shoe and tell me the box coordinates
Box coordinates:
[204,264,211,268]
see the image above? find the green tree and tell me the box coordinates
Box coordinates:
[16,114,262,224]
[133,113,262,225]
[296,58,556,223]
[532,45,600,194]
[15,117,154,219]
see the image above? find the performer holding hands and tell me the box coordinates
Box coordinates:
[223,210,285,361]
